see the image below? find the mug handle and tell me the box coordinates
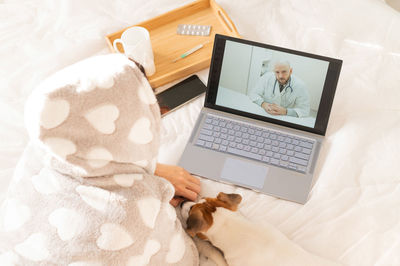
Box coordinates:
[113,38,125,53]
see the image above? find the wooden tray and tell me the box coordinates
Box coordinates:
[105,0,240,88]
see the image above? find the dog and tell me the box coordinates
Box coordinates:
[181,192,342,266]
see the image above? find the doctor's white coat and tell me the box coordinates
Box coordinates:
[248,72,310,117]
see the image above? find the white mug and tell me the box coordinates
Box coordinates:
[113,27,156,76]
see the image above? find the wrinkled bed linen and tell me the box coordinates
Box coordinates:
[1,0,400,265]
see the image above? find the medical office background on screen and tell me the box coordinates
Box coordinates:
[216,40,330,128]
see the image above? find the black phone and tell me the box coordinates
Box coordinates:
[156,75,206,116]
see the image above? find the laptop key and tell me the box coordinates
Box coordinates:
[262,132,270,138]
[300,141,313,149]
[297,165,307,173]
[262,156,270,163]
[200,129,212,135]
[213,132,220,138]
[196,139,205,146]
[280,161,289,167]
[203,124,213,130]
[295,152,310,160]
[289,157,308,166]
[270,158,280,165]
[227,147,262,161]
[199,134,214,142]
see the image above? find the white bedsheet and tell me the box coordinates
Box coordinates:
[1,0,400,265]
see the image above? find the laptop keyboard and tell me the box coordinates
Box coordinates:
[195,115,315,173]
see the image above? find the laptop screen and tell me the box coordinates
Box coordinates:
[205,35,342,136]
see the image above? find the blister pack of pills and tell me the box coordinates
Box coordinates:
[177,24,211,36]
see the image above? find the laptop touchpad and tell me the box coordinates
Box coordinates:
[220,158,268,189]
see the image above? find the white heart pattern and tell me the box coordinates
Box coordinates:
[96,223,134,251]
[43,137,76,160]
[48,208,85,241]
[40,98,70,129]
[84,104,120,134]
[96,75,115,89]
[31,168,61,195]
[164,202,177,221]
[113,173,143,187]
[14,233,50,262]
[165,233,185,263]
[138,82,157,105]
[76,185,111,212]
[85,147,113,168]
[127,239,161,266]
[128,117,153,144]
[0,198,31,232]
[137,197,161,229]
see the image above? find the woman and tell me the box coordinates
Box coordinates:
[0,54,199,265]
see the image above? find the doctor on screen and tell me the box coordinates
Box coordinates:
[249,60,310,117]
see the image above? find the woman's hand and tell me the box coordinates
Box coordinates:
[155,163,201,207]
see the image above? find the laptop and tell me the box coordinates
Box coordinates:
[178,34,342,204]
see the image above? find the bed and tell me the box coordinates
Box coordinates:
[1,0,400,265]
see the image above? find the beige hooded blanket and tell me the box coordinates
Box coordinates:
[0,54,198,266]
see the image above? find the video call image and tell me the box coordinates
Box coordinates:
[215,40,330,128]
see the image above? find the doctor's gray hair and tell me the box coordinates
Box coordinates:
[272,59,291,69]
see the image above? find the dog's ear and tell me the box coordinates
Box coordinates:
[217,192,242,211]
[186,210,206,238]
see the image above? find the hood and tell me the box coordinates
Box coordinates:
[24,54,160,178]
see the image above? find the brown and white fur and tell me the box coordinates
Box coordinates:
[181,192,342,266]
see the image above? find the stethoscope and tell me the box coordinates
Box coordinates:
[272,78,293,96]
